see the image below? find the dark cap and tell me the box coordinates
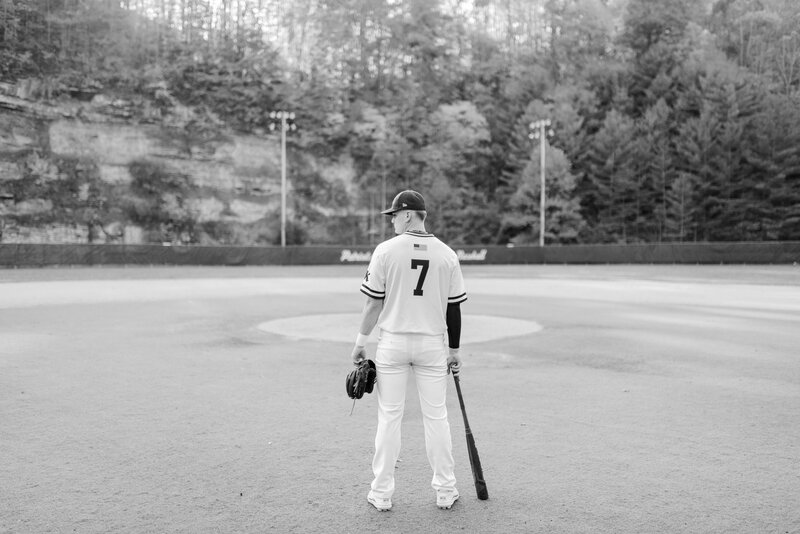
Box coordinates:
[381,190,426,215]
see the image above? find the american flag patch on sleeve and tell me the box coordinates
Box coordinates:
[413,243,427,251]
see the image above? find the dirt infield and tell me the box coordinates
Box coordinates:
[1,265,799,533]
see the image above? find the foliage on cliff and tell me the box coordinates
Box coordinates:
[2,0,800,244]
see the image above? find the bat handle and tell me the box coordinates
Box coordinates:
[452,374,471,430]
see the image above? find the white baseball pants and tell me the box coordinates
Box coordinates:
[370,331,457,499]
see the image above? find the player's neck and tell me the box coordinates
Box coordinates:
[405,225,427,235]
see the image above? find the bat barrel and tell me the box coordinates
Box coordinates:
[452,374,489,500]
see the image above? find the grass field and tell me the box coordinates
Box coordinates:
[1,264,799,533]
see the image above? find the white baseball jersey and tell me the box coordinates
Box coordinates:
[360,231,467,335]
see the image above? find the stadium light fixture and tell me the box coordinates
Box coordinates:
[529,119,553,247]
[268,110,297,247]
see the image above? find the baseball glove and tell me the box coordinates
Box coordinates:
[346,359,376,400]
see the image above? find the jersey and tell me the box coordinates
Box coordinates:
[360,230,467,336]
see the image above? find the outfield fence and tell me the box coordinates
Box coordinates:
[1,241,799,266]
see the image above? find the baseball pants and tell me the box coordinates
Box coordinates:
[370,331,457,499]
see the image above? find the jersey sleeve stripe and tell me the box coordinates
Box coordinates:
[448,292,467,304]
[361,284,386,299]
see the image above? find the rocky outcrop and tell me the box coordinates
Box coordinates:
[0,90,307,244]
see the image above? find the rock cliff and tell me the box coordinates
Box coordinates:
[0,90,353,245]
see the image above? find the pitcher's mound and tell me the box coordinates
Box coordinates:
[257,314,542,344]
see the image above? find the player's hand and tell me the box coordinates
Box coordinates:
[352,344,367,365]
[447,348,461,376]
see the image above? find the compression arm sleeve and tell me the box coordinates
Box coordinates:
[446,302,461,349]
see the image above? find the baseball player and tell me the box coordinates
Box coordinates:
[351,189,467,512]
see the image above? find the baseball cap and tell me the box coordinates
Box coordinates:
[381,190,426,215]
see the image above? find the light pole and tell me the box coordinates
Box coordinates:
[529,119,553,247]
[269,110,296,247]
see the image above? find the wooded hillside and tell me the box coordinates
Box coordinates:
[1,0,799,245]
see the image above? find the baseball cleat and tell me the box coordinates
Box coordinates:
[367,491,392,512]
[436,489,459,510]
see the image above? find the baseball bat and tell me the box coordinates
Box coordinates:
[453,374,489,500]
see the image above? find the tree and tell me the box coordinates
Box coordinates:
[126,159,197,243]
[748,93,800,239]
[621,0,704,115]
[544,0,618,83]
[415,101,493,243]
[165,46,283,132]
[673,69,767,241]
[710,0,800,94]
[0,0,62,82]
[579,109,638,242]
[631,98,677,241]
[500,142,584,244]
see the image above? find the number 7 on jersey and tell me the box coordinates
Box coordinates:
[411,259,429,296]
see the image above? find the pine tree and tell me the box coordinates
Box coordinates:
[629,98,676,241]
[500,142,583,245]
[580,109,638,242]
[753,93,800,239]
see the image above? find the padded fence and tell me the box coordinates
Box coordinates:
[1,241,799,266]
